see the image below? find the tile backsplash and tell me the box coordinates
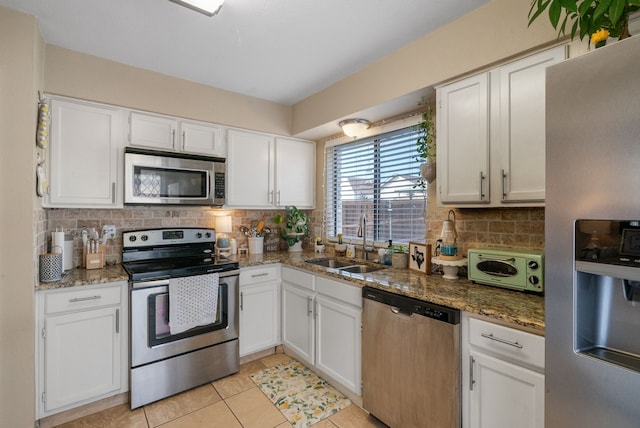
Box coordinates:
[40,203,542,271]
[41,207,317,268]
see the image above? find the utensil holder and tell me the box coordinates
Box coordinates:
[83,246,105,270]
[39,253,62,282]
[248,237,264,255]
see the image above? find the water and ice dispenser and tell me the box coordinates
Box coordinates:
[574,220,640,373]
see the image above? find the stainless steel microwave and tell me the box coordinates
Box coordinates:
[124,148,225,206]
[468,248,544,293]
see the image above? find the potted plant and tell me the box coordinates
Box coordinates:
[275,206,310,252]
[415,105,436,188]
[528,0,639,47]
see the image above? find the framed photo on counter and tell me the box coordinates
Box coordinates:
[409,242,428,273]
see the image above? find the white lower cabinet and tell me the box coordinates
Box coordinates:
[281,268,316,363]
[239,265,281,357]
[281,267,362,397]
[462,313,545,428]
[37,281,128,418]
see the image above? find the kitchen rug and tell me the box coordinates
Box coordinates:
[250,360,351,427]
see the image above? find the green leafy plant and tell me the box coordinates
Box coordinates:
[414,105,436,189]
[528,0,640,42]
[276,206,310,246]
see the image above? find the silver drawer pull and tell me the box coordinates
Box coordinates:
[481,332,523,349]
[69,295,101,303]
[251,273,269,278]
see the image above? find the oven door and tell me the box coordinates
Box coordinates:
[130,271,238,367]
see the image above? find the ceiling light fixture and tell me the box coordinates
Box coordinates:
[170,0,224,17]
[339,119,371,139]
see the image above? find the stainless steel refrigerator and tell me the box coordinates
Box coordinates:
[546,35,640,427]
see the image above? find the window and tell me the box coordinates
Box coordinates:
[326,125,426,246]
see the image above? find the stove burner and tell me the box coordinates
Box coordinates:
[122,227,239,282]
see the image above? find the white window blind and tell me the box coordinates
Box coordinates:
[326,126,426,245]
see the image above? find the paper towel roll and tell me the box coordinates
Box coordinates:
[52,229,65,271]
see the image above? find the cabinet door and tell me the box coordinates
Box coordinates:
[239,282,280,357]
[469,351,544,428]
[437,73,490,204]
[315,295,361,395]
[44,306,121,412]
[499,46,565,203]
[274,138,315,208]
[129,112,177,151]
[47,99,123,207]
[281,282,314,364]
[180,121,226,157]
[227,129,273,207]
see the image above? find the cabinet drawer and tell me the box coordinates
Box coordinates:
[316,276,361,309]
[45,285,122,315]
[469,317,544,370]
[282,267,315,291]
[240,265,280,285]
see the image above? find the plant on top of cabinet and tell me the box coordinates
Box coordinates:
[415,104,436,188]
[275,206,310,252]
[527,0,638,44]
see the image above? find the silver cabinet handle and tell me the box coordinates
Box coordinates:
[240,291,244,311]
[251,273,269,278]
[69,295,101,303]
[481,332,524,349]
[307,296,313,316]
[171,129,176,149]
[501,169,507,200]
[268,190,273,204]
[182,130,186,151]
[469,355,476,391]
[111,182,116,204]
[479,172,486,200]
[115,308,120,334]
[277,190,281,205]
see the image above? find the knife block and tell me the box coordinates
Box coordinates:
[83,246,105,270]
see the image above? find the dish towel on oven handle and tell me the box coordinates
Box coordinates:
[169,273,219,335]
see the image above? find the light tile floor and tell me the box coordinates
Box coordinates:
[57,354,387,428]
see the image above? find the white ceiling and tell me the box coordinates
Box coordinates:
[2,0,489,107]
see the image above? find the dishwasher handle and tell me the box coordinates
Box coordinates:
[390,306,413,318]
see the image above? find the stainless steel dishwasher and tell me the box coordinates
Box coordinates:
[362,286,461,428]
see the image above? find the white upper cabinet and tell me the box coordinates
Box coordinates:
[227,129,274,208]
[437,46,566,207]
[129,112,177,151]
[45,97,124,208]
[437,73,490,204]
[129,112,226,158]
[274,137,315,208]
[181,121,226,157]
[499,47,565,203]
[227,129,315,209]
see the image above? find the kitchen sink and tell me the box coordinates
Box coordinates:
[305,258,354,269]
[339,264,385,274]
[305,258,386,274]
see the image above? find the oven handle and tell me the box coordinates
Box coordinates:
[132,278,170,289]
[131,270,239,290]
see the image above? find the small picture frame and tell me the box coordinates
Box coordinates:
[409,242,429,273]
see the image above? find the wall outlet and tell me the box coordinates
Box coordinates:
[102,225,116,240]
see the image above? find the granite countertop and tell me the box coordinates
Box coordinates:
[37,250,544,333]
[238,251,545,334]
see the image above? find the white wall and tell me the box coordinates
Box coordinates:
[0,6,44,427]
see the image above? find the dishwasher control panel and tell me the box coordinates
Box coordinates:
[363,287,460,324]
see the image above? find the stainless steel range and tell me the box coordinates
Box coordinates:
[122,227,239,409]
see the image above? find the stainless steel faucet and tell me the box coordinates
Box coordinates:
[357,213,373,260]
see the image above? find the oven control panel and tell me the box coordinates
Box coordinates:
[123,228,215,248]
